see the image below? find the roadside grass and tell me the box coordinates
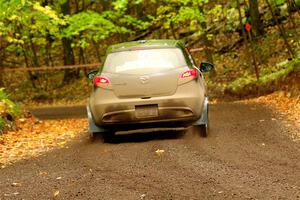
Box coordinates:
[225,58,300,95]
[0,118,5,130]
[206,19,300,99]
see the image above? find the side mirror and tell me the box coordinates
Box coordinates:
[199,62,214,73]
[87,70,98,80]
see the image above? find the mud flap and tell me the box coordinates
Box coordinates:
[87,105,108,134]
[193,97,209,126]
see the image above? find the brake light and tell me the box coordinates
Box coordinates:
[94,76,110,87]
[181,69,197,79]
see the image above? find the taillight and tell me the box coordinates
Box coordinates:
[178,68,198,85]
[94,76,110,88]
[181,69,198,79]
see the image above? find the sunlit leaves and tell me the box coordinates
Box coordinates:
[63,11,121,48]
[120,15,150,31]
[155,0,209,32]
[33,2,66,25]
[113,0,129,11]
[0,0,64,57]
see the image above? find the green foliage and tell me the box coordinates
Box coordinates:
[0,88,20,118]
[0,0,299,101]
[113,0,129,11]
[62,9,150,48]
[63,11,120,47]
[0,0,152,65]
[0,88,20,131]
[0,0,65,64]
[270,0,286,6]
[156,0,207,30]
[0,117,5,130]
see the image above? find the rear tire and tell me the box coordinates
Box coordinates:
[102,131,116,143]
[89,131,96,142]
[194,97,209,137]
[198,124,208,137]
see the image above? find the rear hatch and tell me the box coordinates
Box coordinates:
[104,68,185,98]
[102,47,189,98]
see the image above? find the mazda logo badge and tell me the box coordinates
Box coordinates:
[140,76,149,84]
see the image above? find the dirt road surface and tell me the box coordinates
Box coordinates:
[1,102,300,199]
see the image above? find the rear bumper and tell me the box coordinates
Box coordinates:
[87,105,199,134]
[90,82,205,126]
[101,106,195,124]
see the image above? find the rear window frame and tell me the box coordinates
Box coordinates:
[99,46,193,74]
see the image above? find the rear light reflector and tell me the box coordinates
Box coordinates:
[181,69,198,79]
[94,76,110,87]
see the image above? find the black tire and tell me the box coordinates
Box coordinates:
[89,131,96,142]
[89,131,104,142]
[198,124,208,137]
[102,131,117,143]
[194,99,209,137]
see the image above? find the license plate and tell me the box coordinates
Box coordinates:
[135,105,158,118]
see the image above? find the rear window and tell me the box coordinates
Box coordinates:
[103,47,188,74]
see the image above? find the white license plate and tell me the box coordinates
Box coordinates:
[135,105,158,118]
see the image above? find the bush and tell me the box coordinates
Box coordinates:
[0,88,20,132]
[0,117,5,130]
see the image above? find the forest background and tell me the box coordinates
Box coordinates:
[0,0,299,131]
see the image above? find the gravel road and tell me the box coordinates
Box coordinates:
[1,102,300,199]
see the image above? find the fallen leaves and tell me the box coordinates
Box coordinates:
[11,182,21,187]
[53,190,60,197]
[4,192,19,197]
[18,118,26,123]
[140,194,146,199]
[0,117,87,168]
[252,92,300,126]
[39,171,49,176]
[155,149,165,156]
[244,91,300,141]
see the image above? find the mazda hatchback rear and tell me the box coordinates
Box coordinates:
[87,40,213,138]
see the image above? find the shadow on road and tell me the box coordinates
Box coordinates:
[28,105,87,119]
[92,130,188,144]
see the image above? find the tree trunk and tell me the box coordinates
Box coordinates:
[92,40,102,63]
[102,0,110,11]
[61,0,77,83]
[237,0,247,42]
[248,0,264,37]
[0,70,3,87]
[0,41,4,87]
[286,0,296,28]
[265,0,295,58]
[46,39,53,66]
[247,32,260,80]
[197,4,216,77]
[170,22,178,39]
[291,0,300,15]
[237,0,259,80]
[62,37,77,83]
[29,35,40,68]
[22,47,37,88]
